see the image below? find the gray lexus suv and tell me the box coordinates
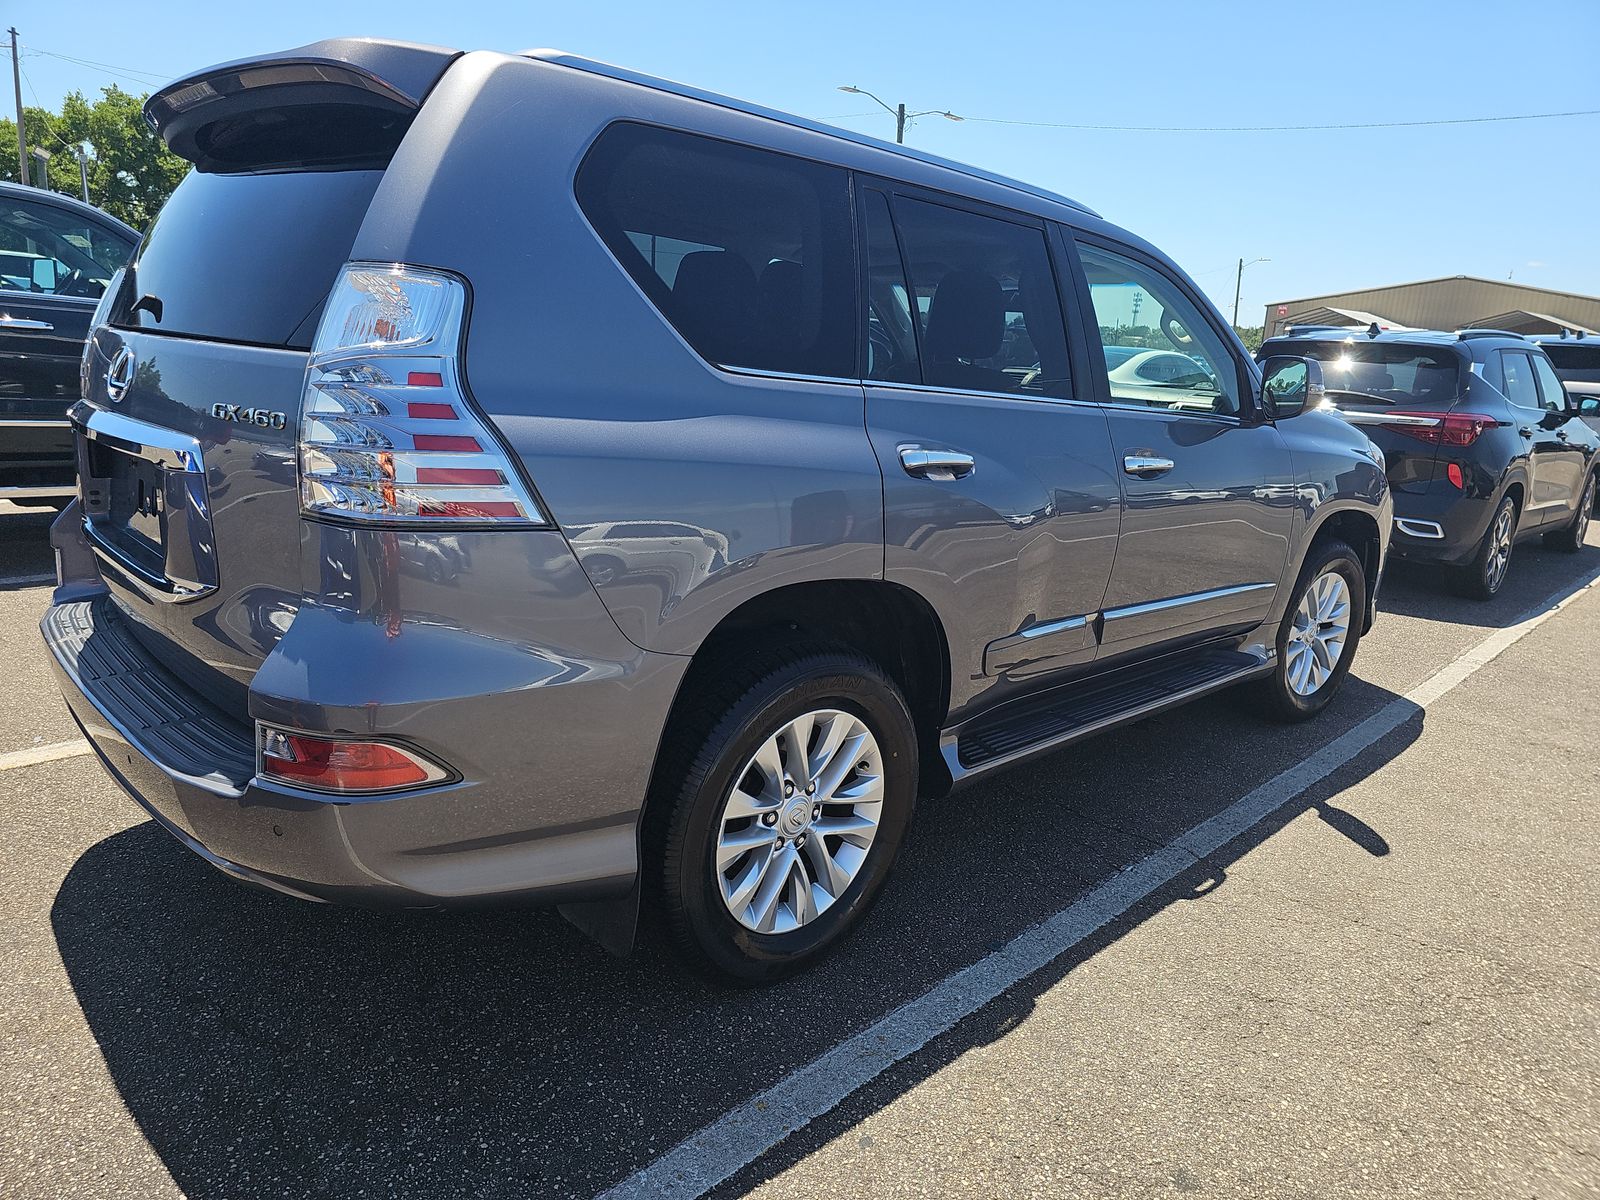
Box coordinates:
[44,38,1391,982]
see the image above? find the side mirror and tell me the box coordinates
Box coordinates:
[1260,355,1324,420]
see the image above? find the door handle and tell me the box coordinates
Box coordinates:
[1519,427,1534,438]
[1123,453,1175,477]
[1556,430,1570,442]
[899,446,975,479]
[0,316,53,331]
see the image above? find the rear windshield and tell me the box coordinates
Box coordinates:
[1540,343,1600,382]
[111,168,382,349]
[1278,341,1461,407]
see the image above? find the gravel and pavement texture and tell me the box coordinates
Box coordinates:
[1,498,1596,1198]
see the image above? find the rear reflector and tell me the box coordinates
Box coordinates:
[259,726,450,794]
[1387,412,1499,447]
[1446,462,1465,489]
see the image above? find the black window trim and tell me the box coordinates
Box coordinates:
[1065,229,1260,426]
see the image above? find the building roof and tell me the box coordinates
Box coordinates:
[1264,276,1600,341]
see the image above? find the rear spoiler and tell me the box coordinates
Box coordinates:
[144,38,461,172]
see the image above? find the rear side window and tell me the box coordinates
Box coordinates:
[576,123,855,379]
[1500,351,1540,408]
[112,168,383,348]
[885,196,1072,398]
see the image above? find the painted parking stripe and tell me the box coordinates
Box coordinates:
[0,739,91,772]
[601,563,1600,1200]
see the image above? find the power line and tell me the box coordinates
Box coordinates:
[957,108,1600,133]
[23,45,170,87]
[16,60,77,151]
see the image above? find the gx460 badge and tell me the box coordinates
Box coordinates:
[211,403,288,430]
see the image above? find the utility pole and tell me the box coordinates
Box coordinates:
[75,145,89,202]
[9,29,26,187]
[895,102,906,145]
[1232,256,1270,326]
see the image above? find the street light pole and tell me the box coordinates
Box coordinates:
[1232,256,1270,327]
[838,86,962,145]
[76,145,90,203]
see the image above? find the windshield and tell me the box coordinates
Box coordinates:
[1285,342,1461,407]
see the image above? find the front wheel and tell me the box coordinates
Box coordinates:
[655,645,918,984]
[1544,474,1594,553]
[1250,539,1366,723]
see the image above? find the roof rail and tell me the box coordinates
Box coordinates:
[521,49,1098,219]
[1456,328,1526,341]
[1282,323,1349,335]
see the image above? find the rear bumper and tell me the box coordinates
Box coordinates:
[43,587,686,910]
[1387,488,1496,567]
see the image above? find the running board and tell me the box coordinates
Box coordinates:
[947,646,1272,778]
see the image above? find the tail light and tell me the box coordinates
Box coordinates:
[1446,462,1465,490]
[259,726,450,793]
[1386,412,1499,447]
[299,263,544,524]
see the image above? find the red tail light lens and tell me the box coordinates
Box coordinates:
[1387,412,1499,446]
[259,727,450,794]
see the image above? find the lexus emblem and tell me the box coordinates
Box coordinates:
[105,346,136,404]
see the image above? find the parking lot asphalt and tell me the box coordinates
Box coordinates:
[2,498,1597,1199]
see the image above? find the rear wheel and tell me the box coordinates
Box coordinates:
[1458,494,1517,599]
[655,644,917,984]
[1544,474,1594,553]
[1250,538,1365,723]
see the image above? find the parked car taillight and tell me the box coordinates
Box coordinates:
[299,264,543,523]
[1385,412,1499,447]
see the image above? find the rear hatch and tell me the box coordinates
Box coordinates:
[76,39,459,705]
[1267,339,1468,493]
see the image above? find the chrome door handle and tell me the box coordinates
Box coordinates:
[1519,427,1534,438]
[1123,454,1175,477]
[0,316,53,330]
[899,446,975,479]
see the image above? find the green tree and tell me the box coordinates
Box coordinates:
[1233,325,1264,354]
[0,85,186,229]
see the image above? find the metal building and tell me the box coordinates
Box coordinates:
[1262,276,1600,339]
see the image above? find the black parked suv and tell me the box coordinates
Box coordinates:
[0,182,137,508]
[1260,327,1598,598]
[1533,333,1600,434]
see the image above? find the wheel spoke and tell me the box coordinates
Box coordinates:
[801,834,851,897]
[717,823,777,870]
[783,711,816,781]
[748,844,798,932]
[724,843,777,915]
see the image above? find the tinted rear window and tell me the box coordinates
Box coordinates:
[112,168,382,349]
[575,122,855,379]
[1277,341,1461,407]
[1540,342,1600,381]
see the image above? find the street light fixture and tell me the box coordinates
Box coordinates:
[1232,257,1270,327]
[837,85,963,144]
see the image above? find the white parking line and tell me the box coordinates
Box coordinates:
[602,563,1600,1200]
[0,739,91,773]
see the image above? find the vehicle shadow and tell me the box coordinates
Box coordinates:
[1376,537,1597,629]
[50,667,1420,1200]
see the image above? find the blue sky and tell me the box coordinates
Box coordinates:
[17,0,1599,323]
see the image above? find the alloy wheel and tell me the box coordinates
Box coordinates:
[1285,569,1351,697]
[1486,504,1514,592]
[714,709,884,933]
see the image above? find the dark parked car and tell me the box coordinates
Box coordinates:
[1532,333,1600,435]
[0,182,136,507]
[44,38,1389,983]
[1260,327,1597,598]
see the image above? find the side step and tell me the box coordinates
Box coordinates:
[950,646,1271,775]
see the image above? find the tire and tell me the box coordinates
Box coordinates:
[1250,538,1366,723]
[654,643,917,985]
[1543,473,1594,554]
[1457,493,1518,599]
